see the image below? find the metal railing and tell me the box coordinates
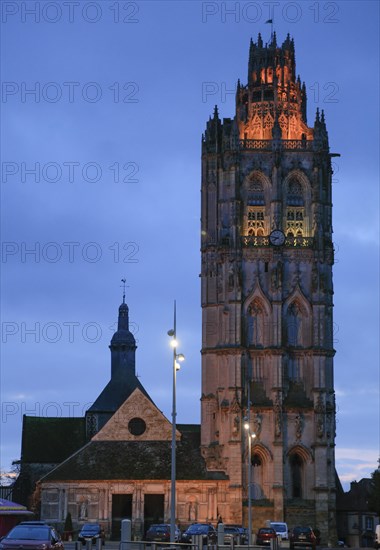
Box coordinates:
[236,139,313,151]
[241,235,313,248]
[203,138,321,153]
[68,538,283,550]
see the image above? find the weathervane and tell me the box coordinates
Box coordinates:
[265,13,274,43]
[120,278,129,304]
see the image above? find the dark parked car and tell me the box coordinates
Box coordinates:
[256,527,277,545]
[16,522,48,526]
[146,525,170,543]
[0,522,63,550]
[224,526,248,545]
[289,526,318,550]
[78,524,105,546]
[181,523,217,546]
[145,524,181,543]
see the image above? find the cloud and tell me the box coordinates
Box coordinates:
[335,386,380,397]
[335,224,379,246]
[10,393,30,400]
[336,448,379,462]
[336,447,379,490]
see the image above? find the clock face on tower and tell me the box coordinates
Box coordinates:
[269,229,285,246]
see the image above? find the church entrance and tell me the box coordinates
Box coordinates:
[111,494,132,540]
[143,494,164,535]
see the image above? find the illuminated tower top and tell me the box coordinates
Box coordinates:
[203,33,329,154]
[237,32,310,140]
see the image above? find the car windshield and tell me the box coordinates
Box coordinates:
[82,525,99,532]
[187,525,208,534]
[7,526,50,540]
[259,529,274,534]
[225,528,239,534]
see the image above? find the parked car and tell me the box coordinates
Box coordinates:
[224,526,240,545]
[78,523,105,546]
[181,523,217,546]
[256,527,277,545]
[223,526,248,545]
[270,522,289,540]
[145,524,181,543]
[146,524,170,543]
[17,522,48,526]
[289,526,317,550]
[0,522,63,550]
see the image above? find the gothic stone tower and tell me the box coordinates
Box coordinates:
[200,34,337,543]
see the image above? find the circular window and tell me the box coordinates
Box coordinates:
[128,417,146,436]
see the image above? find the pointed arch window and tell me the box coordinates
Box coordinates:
[247,208,265,236]
[247,180,265,206]
[290,453,303,498]
[245,179,266,236]
[286,179,305,236]
[250,453,264,499]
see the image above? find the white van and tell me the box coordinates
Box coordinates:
[375,524,380,549]
[270,522,289,540]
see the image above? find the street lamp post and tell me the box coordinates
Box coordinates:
[168,301,185,544]
[244,417,256,546]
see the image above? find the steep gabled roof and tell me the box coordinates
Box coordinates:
[21,416,86,463]
[88,375,152,413]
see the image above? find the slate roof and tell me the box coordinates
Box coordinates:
[88,375,152,413]
[336,478,375,511]
[21,416,86,463]
[42,424,228,482]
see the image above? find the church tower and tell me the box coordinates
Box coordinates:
[200,34,337,542]
[85,295,151,438]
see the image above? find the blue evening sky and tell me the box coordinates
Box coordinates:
[1,0,379,490]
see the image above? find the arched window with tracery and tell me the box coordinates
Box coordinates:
[246,180,266,236]
[286,178,305,236]
[250,452,264,499]
[290,453,303,498]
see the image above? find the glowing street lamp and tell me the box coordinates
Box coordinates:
[244,417,256,546]
[168,301,185,544]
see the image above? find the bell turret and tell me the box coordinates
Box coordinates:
[109,296,137,379]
